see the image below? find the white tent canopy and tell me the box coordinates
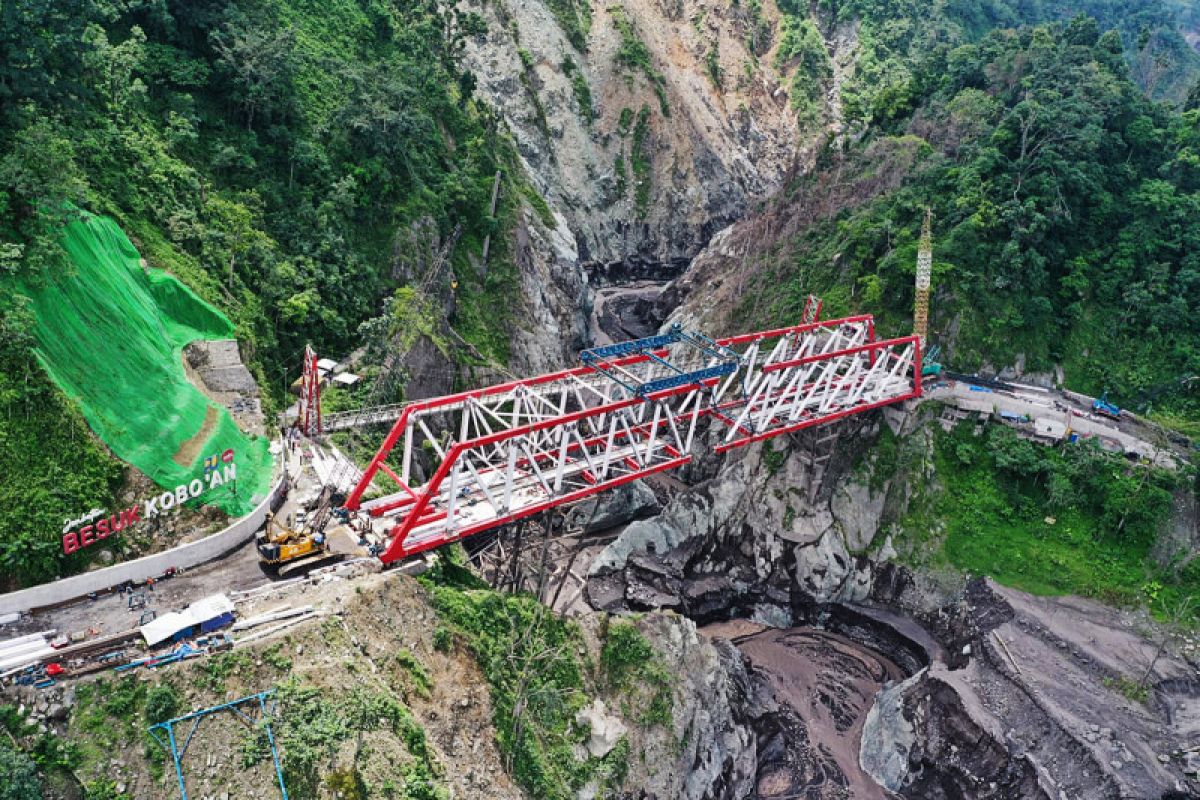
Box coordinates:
[140,594,234,646]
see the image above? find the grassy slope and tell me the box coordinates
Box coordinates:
[2,569,680,800]
[892,420,1197,618]
[420,553,672,800]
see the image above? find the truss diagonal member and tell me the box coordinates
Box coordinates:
[377,380,706,561]
[712,334,922,451]
[343,313,919,564]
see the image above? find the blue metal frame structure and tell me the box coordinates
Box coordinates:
[581,323,741,398]
[147,690,288,800]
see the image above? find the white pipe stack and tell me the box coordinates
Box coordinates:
[232,605,314,631]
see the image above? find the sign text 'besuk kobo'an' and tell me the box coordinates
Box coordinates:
[62,450,237,555]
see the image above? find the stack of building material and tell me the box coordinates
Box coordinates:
[310,445,362,492]
[232,605,313,632]
[0,631,57,675]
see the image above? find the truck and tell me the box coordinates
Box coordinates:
[921,344,943,378]
[1092,391,1121,420]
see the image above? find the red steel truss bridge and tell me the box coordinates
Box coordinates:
[342,301,923,564]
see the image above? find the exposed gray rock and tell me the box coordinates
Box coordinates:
[507,208,590,374]
[633,614,759,800]
[401,334,459,402]
[588,427,887,612]
[792,530,869,602]
[831,478,886,552]
[184,339,258,394]
[575,699,627,758]
[459,0,800,271]
[182,338,264,433]
[589,473,738,575]
[861,671,923,790]
[583,480,660,533]
[779,507,832,546]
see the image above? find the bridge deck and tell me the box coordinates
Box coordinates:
[335,312,921,562]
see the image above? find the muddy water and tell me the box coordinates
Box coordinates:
[705,620,903,800]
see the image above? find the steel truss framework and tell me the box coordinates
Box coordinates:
[345,307,921,563]
[148,691,288,800]
[297,344,322,436]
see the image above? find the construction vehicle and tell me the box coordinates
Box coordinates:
[921,344,943,378]
[1092,390,1121,420]
[256,511,338,577]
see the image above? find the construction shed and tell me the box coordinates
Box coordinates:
[1034,418,1068,442]
[140,594,235,647]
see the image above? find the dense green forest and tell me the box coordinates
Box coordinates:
[756,8,1200,424]
[0,0,530,585]
[773,0,1200,128]
[1,0,523,375]
[885,420,1198,618]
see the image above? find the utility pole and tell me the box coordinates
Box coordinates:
[913,208,933,344]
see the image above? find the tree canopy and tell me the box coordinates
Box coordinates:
[748,15,1200,420]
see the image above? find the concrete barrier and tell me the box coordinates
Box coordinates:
[1062,388,1096,408]
[0,477,286,616]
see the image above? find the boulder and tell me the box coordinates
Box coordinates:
[584,481,661,532]
[574,699,627,759]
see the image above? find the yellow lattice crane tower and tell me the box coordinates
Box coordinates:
[913,208,932,343]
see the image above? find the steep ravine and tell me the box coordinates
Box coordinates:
[437,6,1200,795]
[707,620,905,800]
[460,0,799,268]
[447,0,824,374]
[580,398,1200,799]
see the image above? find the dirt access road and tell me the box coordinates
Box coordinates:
[590,281,665,346]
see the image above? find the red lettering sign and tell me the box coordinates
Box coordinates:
[80,526,95,548]
[63,532,79,555]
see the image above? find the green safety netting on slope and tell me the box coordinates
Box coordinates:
[9,211,273,516]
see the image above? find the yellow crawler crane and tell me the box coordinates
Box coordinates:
[256,511,340,577]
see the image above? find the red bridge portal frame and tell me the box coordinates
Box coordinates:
[344,303,922,563]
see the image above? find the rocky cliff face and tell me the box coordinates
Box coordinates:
[452,0,825,370]
[461,0,801,272]
[659,134,932,337]
[634,614,761,800]
[586,410,904,620]
[584,406,1200,799]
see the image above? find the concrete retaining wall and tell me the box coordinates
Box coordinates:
[0,477,286,616]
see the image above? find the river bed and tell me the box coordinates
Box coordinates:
[705,619,903,799]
